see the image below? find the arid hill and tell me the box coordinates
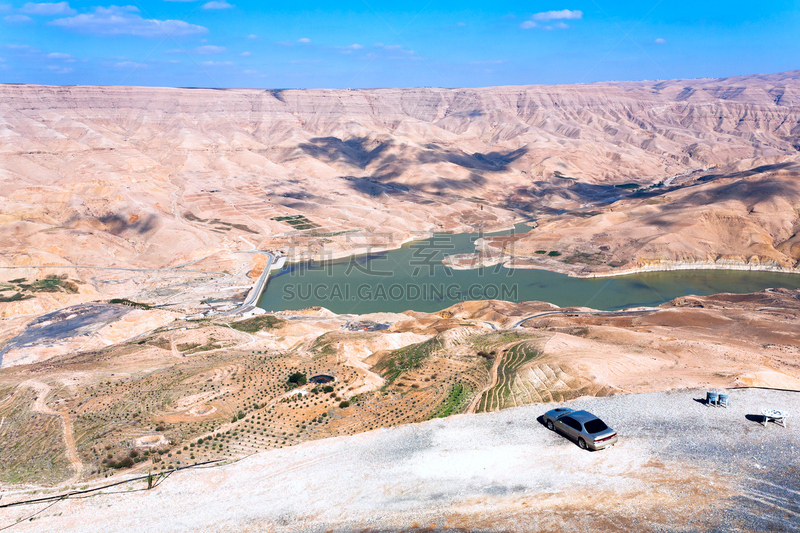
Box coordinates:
[1,72,799,306]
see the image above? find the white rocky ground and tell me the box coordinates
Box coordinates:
[4,388,798,532]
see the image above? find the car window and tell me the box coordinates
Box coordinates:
[560,416,581,431]
[584,419,609,434]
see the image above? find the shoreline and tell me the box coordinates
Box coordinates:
[564,260,800,279]
[444,252,800,279]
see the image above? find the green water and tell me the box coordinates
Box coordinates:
[258,226,800,314]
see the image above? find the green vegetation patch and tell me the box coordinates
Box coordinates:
[561,252,605,265]
[184,212,258,233]
[374,337,444,386]
[14,274,79,294]
[0,292,33,303]
[429,382,473,419]
[271,214,320,230]
[110,298,153,310]
[288,371,307,386]
[308,333,339,358]
[230,315,285,333]
[615,183,641,190]
[176,338,223,354]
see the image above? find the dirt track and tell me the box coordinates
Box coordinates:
[22,381,82,484]
[5,387,798,532]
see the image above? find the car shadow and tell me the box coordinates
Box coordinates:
[535,415,548,428]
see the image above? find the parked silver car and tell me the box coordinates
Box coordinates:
[542,408,618,450]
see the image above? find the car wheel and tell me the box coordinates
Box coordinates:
[578,438,587,450]
[546,420,554,431]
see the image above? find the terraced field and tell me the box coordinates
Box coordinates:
[476,341,542,412]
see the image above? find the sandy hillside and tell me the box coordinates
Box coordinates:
[1,72,800,318]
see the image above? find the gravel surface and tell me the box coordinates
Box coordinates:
[3,388,798,532]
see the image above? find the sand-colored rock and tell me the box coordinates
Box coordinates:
[2,73,800,316]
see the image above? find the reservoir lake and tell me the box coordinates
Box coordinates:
[258,226,800,314]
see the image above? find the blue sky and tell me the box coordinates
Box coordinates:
[1,1,798,88]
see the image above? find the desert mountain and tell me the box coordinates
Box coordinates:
[0,71,799,315]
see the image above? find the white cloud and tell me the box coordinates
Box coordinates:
[0,4,11,12]
[240,51,250,56]
[521,10,581,30]
[532,9,582,21]
[202,1,232,9]
[456,22,466,27]
[50,6,208,38]
[201,60,232,66]
[469,59,508,65]
[195,45,225,54]
[5,14,32,22]
[47,52,75,61]
[115,61,144,68]
[5,43,36,50]
[339,43,363,53]
[21,2,75,15]
[655,37,667,44]
[247,34,258,39]
[297,37,310,43]
[47,64,72,73]
[243,69,258,74]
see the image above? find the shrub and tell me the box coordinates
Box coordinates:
[323,385,334,393]
[114,457,134,469]
[288,372,307,386]
[339,401,350,408]
[547,251,562,257]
